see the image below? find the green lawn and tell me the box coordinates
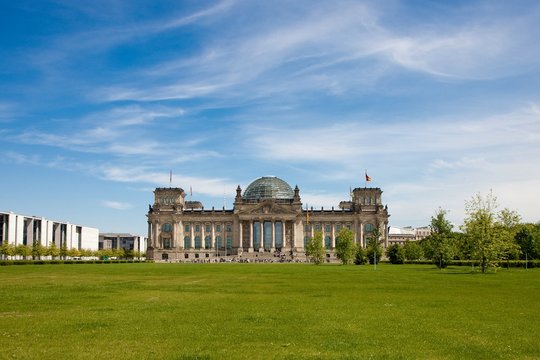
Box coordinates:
[1,263,539,359]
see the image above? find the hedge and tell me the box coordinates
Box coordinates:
[0,260,146,266]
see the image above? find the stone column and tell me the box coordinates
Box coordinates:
[354,218,359,246]
[147,221,152,247]
[259,219,264,252]
[190,224,195,250]
[211,223,215,249]
[171,222,176,248]
[331,223,336,249]
[178,220,184,250]
[271,220,275,251]
[201,224,206,250]
[249,221,254,252]
[360,221,364,248]
[239,221,243,251]
[281,221,286,249]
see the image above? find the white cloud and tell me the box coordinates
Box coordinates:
[101,200,133,210]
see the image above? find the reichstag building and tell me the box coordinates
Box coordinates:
[146,176,389,261]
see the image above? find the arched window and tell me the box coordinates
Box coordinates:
[364,223,374,232]
[215,236,222,249]
[324,236,331,249]
[162,223,172,233]
[184,236,191,249]
[205,236,212,249]
[194,236,201,249]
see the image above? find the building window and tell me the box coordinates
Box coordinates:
[195,225,200,233]
[184,236,191,249]
[304,236,309,248]
[315,224,321,232]
[184,254,189,259]
[335,224,341,232]
[304,224,310,232]
[216,224,221,232]
[185,224,190,232]
[226,235,232,249]
[325,236,331,249]
[162,223,172,233]
[226,224,232,232]
[205,236,211,249]
[163,238,171,249]
[194,236,201,249]
[364,223,374,232]
[205,224,211,233]
[325,224,331,233]
[215,236,222,249]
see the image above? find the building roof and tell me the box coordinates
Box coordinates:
[243,176,294,200]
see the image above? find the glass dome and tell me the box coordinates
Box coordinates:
[243,176,294,200]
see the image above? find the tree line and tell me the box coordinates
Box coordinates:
[306,191,539,272]
[0,241,145,260]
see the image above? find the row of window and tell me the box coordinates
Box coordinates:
[303,223,375,233]
[161,223,233,233]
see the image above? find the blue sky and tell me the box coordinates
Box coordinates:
[1,0,539,235]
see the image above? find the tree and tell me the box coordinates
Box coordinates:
[403,240,423,261]
[67,247,81,259]
[354,246,367,265]
[422,208,456,268]
[386,244,405,264]
[15,244,32,260]
[60,242,68,260]
[365,227,383,265]
[1,242,15,260]
[334,228,357,265]
[47,242,60,259]
[305,231,325,265]
[32,241,45,260]
[463,191,516,273]
[515,224,539,260]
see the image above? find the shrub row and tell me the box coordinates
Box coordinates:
[0,260,147,266]
[402,259,540,268]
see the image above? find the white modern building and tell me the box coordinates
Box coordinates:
[387,226,431,246]
[99,233,147,253]
[0,211,99,251]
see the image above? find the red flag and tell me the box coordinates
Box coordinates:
[365,172,372,182]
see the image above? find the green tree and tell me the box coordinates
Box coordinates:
[60,242,68,260]
[335,228,357,265]
[1,242,15,259]
[32,241,45,260]
[463,191,516,273]
[305,231,325,265]
[386,244,405,264]
[365,227,383,265]
[16,244,32,260]
[47,242,60,259]
[403,240,423,261]
[354,246,367,265]
[67,247,81,259]
[515,224,539,260]
[422,208,455,268]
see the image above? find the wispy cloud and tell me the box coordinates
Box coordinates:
[101,200,133,210]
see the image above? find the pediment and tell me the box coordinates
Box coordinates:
[238,200,298,215]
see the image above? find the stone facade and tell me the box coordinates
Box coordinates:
[146,176,390,261]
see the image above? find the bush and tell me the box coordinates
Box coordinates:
[386,244,405,264]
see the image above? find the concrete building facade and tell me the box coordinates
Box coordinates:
[0,211,99,251]
[146,176,390,261]
[99,233,147,253]
[388,226,432,246]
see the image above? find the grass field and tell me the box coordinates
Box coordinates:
[1,263,539,360]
